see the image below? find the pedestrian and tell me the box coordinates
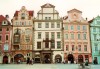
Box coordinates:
[31,59,34,65]
[18,59,20,64]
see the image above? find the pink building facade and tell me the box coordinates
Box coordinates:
[63,9,92,63]
[0,15,12,64]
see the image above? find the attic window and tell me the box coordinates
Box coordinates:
[21,13,25,19]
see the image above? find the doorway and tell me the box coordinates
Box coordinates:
[68,54,74,63]
[44,54,51,63]
[55,54,62,63]
[3,56,8,64]
[78,55,83,63]
[14,54,24,63]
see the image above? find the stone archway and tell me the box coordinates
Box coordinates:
[3,55,8,64]
[68,54,74,63]
[14,54,24,63]
[44,54,51,63]
[78,55,83,63]
[55,54,62,63]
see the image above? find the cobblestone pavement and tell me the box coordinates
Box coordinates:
[0,64,100,69]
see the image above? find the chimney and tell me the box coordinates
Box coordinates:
[5,15,9,21]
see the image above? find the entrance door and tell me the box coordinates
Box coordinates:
[68,54,74,63]
[44,54,51,63]
[3,56,8,64]
[93,57,98,64]
[14,54,24,63]
[78,55,83,63]
[55,55,62,63]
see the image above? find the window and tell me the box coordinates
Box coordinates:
[72,45,74,51]
[16,22,18,25]
[51,32,55,39]
[99,28,100,32]
[0,35,1,41]
[57,41,61,49]
[94,34,97,40]
[83,33,87,40]
[71,34,74,39]
[57,22,60,28]
[84,45,87,51]
[45,22,49,28]
[78,45,81,51]
[45,17,47,20]
[6,35,8,40]
[0,28,2,32]
[38,32,41,39]
[83,26,87,30]
[21,13,25,19]
[6,28,9,31]
[57,32,60,39]
[78,34,81,39]
[71,25,74,30]
[94,43,98,51]
[51,22,55,28]
[38,23,42,28]
[37,42,41,49]
[77,26,80,30]
[65,25,68,30]
[66,45,69,51]
[97,21,100,25]
[51,42,55,48]
[65,34,68,39]
[45,32,49,38]
[49,17,51,20]
[93,28,96,32]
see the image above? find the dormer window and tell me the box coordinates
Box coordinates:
[2,21,7,25]
[21,13,25,19]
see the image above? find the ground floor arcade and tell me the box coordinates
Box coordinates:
[64,53,92,64]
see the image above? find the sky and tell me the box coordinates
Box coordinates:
[0,0,100,20]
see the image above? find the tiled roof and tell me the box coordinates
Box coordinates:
[41,3,55,8]
[88,18,94,23]
[0,15,7,23]
[67,8,82,13]
[14,11,33,17]
[0,15,11,25]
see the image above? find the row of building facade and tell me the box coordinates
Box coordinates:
[0,3,100,64]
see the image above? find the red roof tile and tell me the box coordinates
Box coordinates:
[0,15,11,25]
[0,15,7,23]
[67,8,82,13]
[41,3,55,8]
[14,11,33,17]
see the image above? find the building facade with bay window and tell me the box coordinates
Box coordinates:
[11,6,34,63]
[63,9,92,63]
[89,16,100,64]
[33,3,63,63]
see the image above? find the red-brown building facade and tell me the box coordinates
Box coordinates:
[0,15,12,64]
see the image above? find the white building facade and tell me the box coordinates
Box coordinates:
[33,3,63,63]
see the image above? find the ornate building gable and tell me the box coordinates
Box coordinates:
[90,16,100,26]
[41,3,55,8]
[13,6,33,20]
[63,8,87,23]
